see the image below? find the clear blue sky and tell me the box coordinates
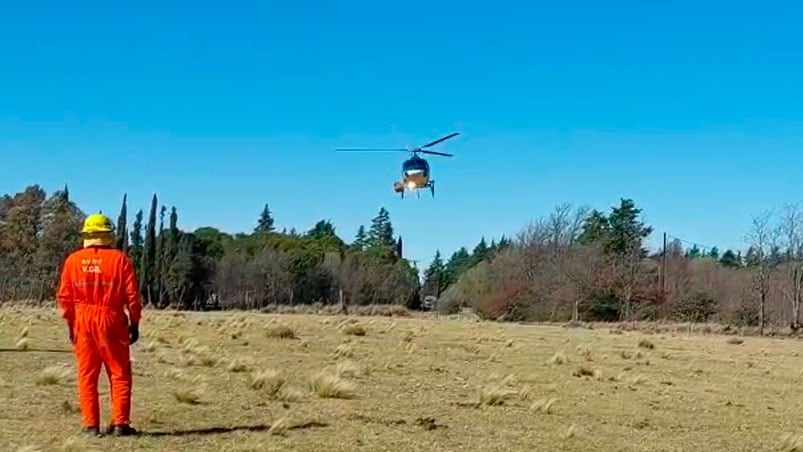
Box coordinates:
[2,1,803,267]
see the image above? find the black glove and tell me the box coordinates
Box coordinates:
[128,324,139,345]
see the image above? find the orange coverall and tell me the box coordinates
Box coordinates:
[56,245,142,429]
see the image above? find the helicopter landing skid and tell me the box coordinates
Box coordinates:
[394,181,436,198]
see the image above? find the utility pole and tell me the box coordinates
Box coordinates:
[661,232,667,294]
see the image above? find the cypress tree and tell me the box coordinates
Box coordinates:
[141,194,158,305]
[256,204,275,233]
[115,194,128,251]
[130,209,144,279]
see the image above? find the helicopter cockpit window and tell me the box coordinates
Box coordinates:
[403,158,429,172]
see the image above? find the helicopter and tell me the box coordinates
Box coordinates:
[336,132,459,198]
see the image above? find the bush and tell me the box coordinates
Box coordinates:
[586,290,621,322]
[675,291,717,323]
[734,303,759,327]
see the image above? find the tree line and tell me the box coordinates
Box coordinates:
[431,199,803,332]
[2,183,801,332]
[0,184,496,312]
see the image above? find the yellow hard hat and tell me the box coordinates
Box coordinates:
[81,213,115,234]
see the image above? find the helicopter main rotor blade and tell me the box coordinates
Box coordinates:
[418,149,453,157]
[421,132,460,148]
[335,148,410,152]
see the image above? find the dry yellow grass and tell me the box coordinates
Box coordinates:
[1,306,802,451]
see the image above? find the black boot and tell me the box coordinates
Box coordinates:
[107,424,138,436]
[81,426,101,436]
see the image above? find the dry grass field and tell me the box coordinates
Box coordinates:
[1,305,802,452]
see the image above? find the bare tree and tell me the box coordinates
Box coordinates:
[560,243,609,322]
[778,203,803,330]
[745,210,779,334]
[517,203,590,250]
[322,252,348,313]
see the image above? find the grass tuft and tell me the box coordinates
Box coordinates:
[334,360,363,379]
[60,436,93,452]
[164,368,184,379]
[309,372,357,399]
[37,365,71,386]
[334,343,355,358]
[341,324,367,336]
[572,366,596,378]
[226,359,249,373]
[266,324,298,339]
[576,344,595,361]
[248,369,286,397]
[478,384,516,406]
[779,433,803,451]
[199,354,219,368]
[631,374,647,385]
[142,341,158,353]
[531,397,558,414]
[172,386,203,404]
[548,351,568,365]
[638,339,656,349]
[16,446,42,452]
[276,385,307,402]
[268,417,291,436]
[16,338,30,351]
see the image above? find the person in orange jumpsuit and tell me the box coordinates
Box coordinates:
[57,213,142,436]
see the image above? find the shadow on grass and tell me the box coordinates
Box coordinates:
[0,348,72,353]
[138,421,329,437]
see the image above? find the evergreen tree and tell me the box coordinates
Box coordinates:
[708,246,720,260]
[579,199,652,257]
[422,250,447,297]
[444,247,472,287]
[256,204,275,233]
[115,194,128,251]
[169,206,178,233]
[720,249,740,268]
[160,206,181,305]
[174,232,207,309]
[306,220,345,250]
[472,237,489,264]
[367,207,394,249]
[156,205,168,305]
[353,225,368,250]
[578,209,610,245]
[307,220,337,241]
[130,209,144,276]
[141,194,158,304]
[605,198,653,256]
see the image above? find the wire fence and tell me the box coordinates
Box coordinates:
[0,277,57,304]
